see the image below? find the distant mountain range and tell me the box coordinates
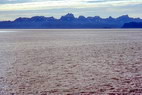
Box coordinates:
[0,13,142,29]
[122,22,142,28]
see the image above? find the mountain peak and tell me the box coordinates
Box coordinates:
[78,16,86,20]
[108,16,113,19]
[94,16,101,19]
[106,16,114,20]
[118,15,129,19]
[14,17,29,22]
[65,13,75,17]
[60,13,76,21]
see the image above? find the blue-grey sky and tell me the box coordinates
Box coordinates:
[0,0,142,20]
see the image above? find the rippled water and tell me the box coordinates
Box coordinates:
[0,29,142,95]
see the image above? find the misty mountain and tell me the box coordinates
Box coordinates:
[0,13,142,29]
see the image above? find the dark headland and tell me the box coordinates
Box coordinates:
[0,13,142,29]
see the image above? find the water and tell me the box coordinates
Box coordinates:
[0,29,142,94]
[0,30,16,33]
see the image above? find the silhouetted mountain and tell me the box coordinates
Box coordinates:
[0,13,142,29]
[60,13,75,21]
[122,22,142,28]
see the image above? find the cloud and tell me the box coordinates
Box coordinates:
[0,0,142,11]
[0,0,64,4]
[0,0,142,20]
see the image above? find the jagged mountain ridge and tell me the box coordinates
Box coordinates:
[0,13,142,28]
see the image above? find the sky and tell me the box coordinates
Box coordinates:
[0,0,142,21]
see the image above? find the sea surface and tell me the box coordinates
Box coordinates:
[0,29,142,95]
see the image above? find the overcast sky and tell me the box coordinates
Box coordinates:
[0,0,142,20]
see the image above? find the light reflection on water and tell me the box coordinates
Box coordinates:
[0,31,16,33]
